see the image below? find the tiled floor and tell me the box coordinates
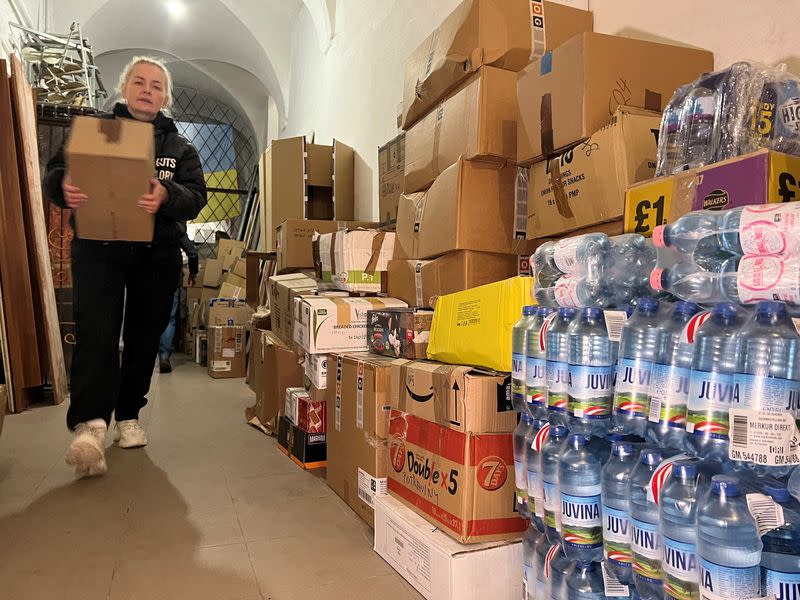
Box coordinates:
[0,356,422,600]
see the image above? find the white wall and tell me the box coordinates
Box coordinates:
[283,0,800,220]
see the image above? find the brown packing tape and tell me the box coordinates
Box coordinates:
[364,231,387,276]
[540,93,554,157]
[431,104,444,180]
[431,365,454,426]
[332,297,352,326]
[549,159,573,219]
[644,90,662,113]
[397,363,409,413]
[99,119,121,143]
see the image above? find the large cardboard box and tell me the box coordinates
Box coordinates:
[388,251,521,308]
[267,273,317,346]
[367,309,434,360]
[218,239,245,263]
[427,277,533,372]
[65,116,155,241]
[387,410,524,543]
[207,298,253,327]
[260,137,355,250]
[203,258,223,288]
[313,229,395,293]
[276,219,378,273]
[624,149,800,236]
[401,0,593,130]
[404,66,518,194]
[207,326,246,379]
[253,330,304,432]
[374,495,522,600]
[517,32,713,164]
[327,352,396,526]
[394,160,529,260]
[295,297,408,355]
[389,360,514,433]
[379,133,406,223]
[527,106,661,239]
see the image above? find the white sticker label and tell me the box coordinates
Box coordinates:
[335,356,343,432]
[514,167,529,239]
[222,348,235,358]
[728,409,800,467]
[356,361,365,430]
[746,492,787,536]
[738,203,800,255]
[385,515,432,594]
[736,255,800,304]
[554,275,579,308]
[603,310,629,343]
[602,561,630,597]
[553,238,581,274]
[358,468,387,508]
[414,262,424,307]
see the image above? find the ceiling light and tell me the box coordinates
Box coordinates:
[165,1,187,20]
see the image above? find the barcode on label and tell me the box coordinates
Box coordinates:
[603,311,628,343]
[730,413,749,447]
[746,493,786,536]
[602,561,630,597]
[648,397,661,423]
[358,487,373,508]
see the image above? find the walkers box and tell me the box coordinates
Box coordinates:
[295,297,408,355]
[517,32,713,164]
[388,251,521,308]
[207,326,246,379]
[327,353,396,526]
[379,133,405,222]
[527,106,661,239]
[427,276,533,372]
[623,149,800,237]
[387,410,523,543]
[66,116,155,242]
[313,229,395,293]
[401,0,592,130]
[394,160,530,260]
[374,495,522,600]
[367,308,433,360]
[207,298,253,327]
[267,273,317,346]
[276,219,378,273]
[289,425,327,469]
[253,330,304,432]
[404,66,518,194]
[389,360,514,433]
[305,353,328,389]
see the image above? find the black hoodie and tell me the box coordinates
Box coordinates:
[43,103,208,245]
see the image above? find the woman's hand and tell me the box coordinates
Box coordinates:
[138,178,169,214]
[62,175,88,209]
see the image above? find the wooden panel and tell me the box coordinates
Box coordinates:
[0,59,41,408]
[10,56,68,405]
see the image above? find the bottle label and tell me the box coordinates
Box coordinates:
[603,505,632,568]
[728,409,800,467]
[543,481,562,534]
[763,568,800,600]
[526,356,547,407]
[546,360,569,413]
[631,518,662,584]
[736,255,800,304]
[648,364,691,428]
[560,487,602,550]
[686,370,738,440]
[735,373,800,414]
[699,559,760,598]
[602,561,631,598]
[553,238,581,274]
[738,204,800,256]
[567,364,614,419]
[512,352,526,405]
[613,357,653,418]
[745,493,787,536]
[662,537,698,600]
[554,276,579,308]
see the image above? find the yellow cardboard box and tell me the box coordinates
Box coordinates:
[426,276,534,372]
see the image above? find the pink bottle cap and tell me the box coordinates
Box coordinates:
[652,226,666,248]
[650,268,664,291]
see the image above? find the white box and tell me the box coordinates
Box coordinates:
[284,387,307,425]
[305,353,328,390]
[374,495,522,600]
[295,296,408,354]
[315,229,395,293]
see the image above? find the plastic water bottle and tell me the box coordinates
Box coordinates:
[686,303,743,461]
[559,433,604,563]
[513,306,538,415]
[613,298,662,436]
[650,256,737,305]
[567,561,632,600]
[603,442,639,585]
[656,85,691,176]
[526,418,550,533]
[568,308,615,437]
[630,448,665,600]
[554,275,618,309]
[646,302,703,450]
[697,475,762,598]
[612,234,658,287]
[523,523,543,599]
[760,482,800,600]
[733,301,800,476]
[514,413,534,517]
[535,538,559,600]
[659,461,707,600]
[542,424,569,544]
[534,241,563,305]
[720,204,800,256]
[553,234,613,279]
[527,307,556,420]
[680,86,719,170]
[547,308,577,427]
[549,547,575,600]
[652,212,728,255]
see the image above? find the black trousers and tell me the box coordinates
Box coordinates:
[67,239,182,430]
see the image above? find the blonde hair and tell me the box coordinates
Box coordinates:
[118,56,173,111]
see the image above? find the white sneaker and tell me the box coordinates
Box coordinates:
[114,420,148,449]
[65,419,107,477]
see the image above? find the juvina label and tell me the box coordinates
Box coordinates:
[568,364,614,419]
[614,357,653,418]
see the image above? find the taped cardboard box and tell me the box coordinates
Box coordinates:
[267,273,317,346]
[374,495,522,600]
[207,326,246,379]
[326,352,396,526]
[218,238,245,262]
[387,410,524,544]
[387,251,521,308]
[401,0,592,130]
[295,296,408,355]
[394,160,529,260]
[207,298,253,327]
[517,32,713,165]
[389,360,514,433]
[203,258,223,288]
[404,66,518,194]
[253,330,304,433]
[624,148,800,237]
[276,219,378,273]
[218,282,245,300]
[527,106,661,239]
[379,133,406,222]
[66,116,155,242]
[222,271,246,289]
[231,257,247,279]
[367,309,434,360]
[305,353,328,389]
[313,229,395,293]
[427,276,533,372]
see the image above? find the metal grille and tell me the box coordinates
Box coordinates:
[170,86,258,258]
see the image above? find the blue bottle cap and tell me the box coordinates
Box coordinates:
[559,307,577,319]
[523,305,538,316]
[637,297,659,314]
[712,474,741,497]
[538,306,555,318]
[672,460,697,482]
[712,302,738,320]
[640,448,663,466]
[581,307,602,320]
[673,301,700,317]
[612,442,634,457]
[520,413,534,424]
[756,300,787,317]
[762,483,792,504]
[550,425,569,438]
[567,433,589,447]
